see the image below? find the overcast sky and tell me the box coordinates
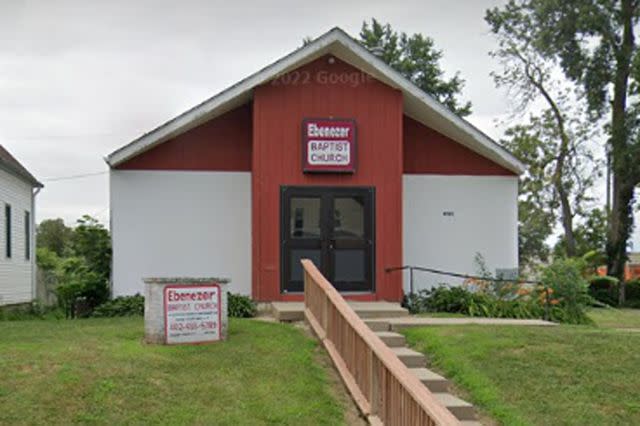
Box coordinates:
[1,0,638,249]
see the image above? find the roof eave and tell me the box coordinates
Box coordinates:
[0,163,43,188]
[107,27,525,175]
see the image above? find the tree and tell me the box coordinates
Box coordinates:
[487,5,598,260]
[359,19,472,116]
[487,0,639,302]
[70,215,111,283]
[500,123,556,269]
[37,218,72,257]
[518,196,554,269]
[55,256,108,318]
[554,208,608,261]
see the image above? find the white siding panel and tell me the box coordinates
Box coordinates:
[0,168,34,305]
[403,175,518,292]
[111,170,252,297]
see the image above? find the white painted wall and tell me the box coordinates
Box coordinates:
[110,170,252,296]
[0,168,35,305]
[403,175,518,292]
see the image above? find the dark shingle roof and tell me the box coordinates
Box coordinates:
[0,145,43,187]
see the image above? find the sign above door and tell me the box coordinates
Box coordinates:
[302,118,356,173]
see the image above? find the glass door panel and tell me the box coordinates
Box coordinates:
[281,187,374,293]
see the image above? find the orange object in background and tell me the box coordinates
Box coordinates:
[597,254,640,281]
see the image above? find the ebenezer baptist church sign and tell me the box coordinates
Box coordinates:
[144,278,229,345]
[302,118,356,173]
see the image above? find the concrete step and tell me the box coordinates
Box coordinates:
[408,368,450,392]
[270,302,305,321]
[270,302,408,322]
[349,302,409,319]
[375,331,406,347]
[433,393,476,421]
[364,320,390,332]
[390,347,426,368]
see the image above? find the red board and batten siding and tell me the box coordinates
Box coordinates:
[252,56,404,302]
[403,116,516,175]
[115,55,516,302]
[116,104,252,171]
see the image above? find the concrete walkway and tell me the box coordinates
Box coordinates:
[367,316,556,332]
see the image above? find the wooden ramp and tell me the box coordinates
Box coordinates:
[300,260,479,425]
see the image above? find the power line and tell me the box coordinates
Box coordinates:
[42,171,108,182]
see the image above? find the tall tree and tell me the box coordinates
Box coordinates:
[488,1,639,302]
[70,215,112,283]
[37,218,72,257]
[359,19,472,116]
[554,208,608,261]
[500,123,555,268]
[487,5,598,259]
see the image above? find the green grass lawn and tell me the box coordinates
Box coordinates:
[417,312,469,318]
[0,317,345,425]
[589,308,640,329]
[403,323,640,425]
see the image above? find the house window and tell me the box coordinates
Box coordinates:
[5,204,11,259]
[25,211,30,260]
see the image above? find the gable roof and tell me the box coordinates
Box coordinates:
[106,27,525,174]
[0,145,43,188]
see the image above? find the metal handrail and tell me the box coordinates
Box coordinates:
[386,265,551,321]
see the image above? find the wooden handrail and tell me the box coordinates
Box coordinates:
[302,259,460,425]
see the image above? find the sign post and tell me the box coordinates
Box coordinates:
[144,277,229,345]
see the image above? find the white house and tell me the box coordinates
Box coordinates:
[0,146,42,306]
[107,27,521,301]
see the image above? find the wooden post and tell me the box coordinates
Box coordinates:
[369,349,379,416]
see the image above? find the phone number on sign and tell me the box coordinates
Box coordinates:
[169,321,217,332]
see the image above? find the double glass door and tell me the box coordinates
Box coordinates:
[281,186,375,293]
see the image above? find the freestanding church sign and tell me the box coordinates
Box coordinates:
[144,277,229,345]
[164,285,222,344]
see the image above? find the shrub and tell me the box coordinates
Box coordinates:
[541,258,592,324]
[55,257,110,318]
[403,284,546,318]
[624,279,640,308]
[0,302,63,321]
[588,276,619,306]
[403,258,592,324]
[92,294,145,317]
[228,293,257,318]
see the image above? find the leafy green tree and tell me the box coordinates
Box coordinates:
[359,19,472,116]
[55,256,108,318]
[518,197,554,269]
[500,115,596,269]
[36,247,61,272]
[70,215,111,283]
[487,6,598,259]
[554,208,608,261]
[37,218,72,257]
[487,0,639,302]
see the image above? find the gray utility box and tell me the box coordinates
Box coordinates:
[144,277,229,345]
